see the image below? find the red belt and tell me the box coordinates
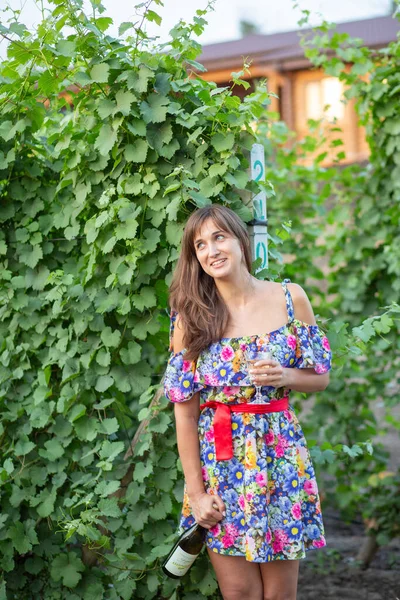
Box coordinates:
[200,397,289,461]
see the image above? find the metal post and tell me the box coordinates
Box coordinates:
[248,143,268,271]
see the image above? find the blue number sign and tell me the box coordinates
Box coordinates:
[249,144,268,270]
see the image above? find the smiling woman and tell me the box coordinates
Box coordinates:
[169,205,253,362]
[165,204,332,600]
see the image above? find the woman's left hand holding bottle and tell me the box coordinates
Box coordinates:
[189,492,226,529]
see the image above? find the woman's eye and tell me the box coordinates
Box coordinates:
[216,234,225,240]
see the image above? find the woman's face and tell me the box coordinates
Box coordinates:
[193,218,244,279]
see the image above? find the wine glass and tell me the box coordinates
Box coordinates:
[244,347,274,403]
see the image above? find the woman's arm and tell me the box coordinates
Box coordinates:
[250,283,330,392]
[174,393,204,499]
[172,316,225,527]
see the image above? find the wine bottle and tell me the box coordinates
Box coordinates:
[162,523,206,579]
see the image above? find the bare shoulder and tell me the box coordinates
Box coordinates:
[172,313,185,353]
[287,282,317,325]
[259,280,284,298]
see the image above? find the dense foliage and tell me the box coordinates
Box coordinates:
[262,6,400,550]
[0,1,270,597]
[0,0,399,598]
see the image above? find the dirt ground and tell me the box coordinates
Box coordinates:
[298,509,400,600]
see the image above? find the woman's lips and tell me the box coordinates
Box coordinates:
[210,258,227,268]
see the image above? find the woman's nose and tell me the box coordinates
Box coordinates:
[209,243,220,256]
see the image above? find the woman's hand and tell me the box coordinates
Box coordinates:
[189,492,226,529]
[249,359,293,388]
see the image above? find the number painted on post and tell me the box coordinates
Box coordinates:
[253,160,264,182]
[256,241,267,268]
[253,195,266,220]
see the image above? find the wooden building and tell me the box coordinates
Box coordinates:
[199,15,400,164]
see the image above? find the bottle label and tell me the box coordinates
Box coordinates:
[164,547,198,577]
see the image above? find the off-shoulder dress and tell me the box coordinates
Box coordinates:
[164,280,332,563]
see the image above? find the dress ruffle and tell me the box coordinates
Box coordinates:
[164,350,205,403]
[164,319,332,402]
[294,323,332,374]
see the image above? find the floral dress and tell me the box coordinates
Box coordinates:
[164,280,332,563]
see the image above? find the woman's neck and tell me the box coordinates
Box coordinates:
[214,269,258,309]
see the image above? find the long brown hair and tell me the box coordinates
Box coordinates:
[169,204,252,360]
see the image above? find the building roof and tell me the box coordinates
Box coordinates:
[199,15,400,72]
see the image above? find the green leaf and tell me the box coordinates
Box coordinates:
[120,341,142,365]
[74,417,98,441]
[56,40,76,57]
[189,190,212,207]
[128,66,153,93]
[119,21,134,35]
[24,556,44,575]
[158,451,177,469]
[142,228,160,252]
[124,173,143,194]
[351,60,373,76]
[146,9,162,25]
[98,417,119,435]
[98,497,122,517]
[342,444,363,458]
[14,435,35,456]
[0,121,12,140]
[198,570,218,596]
[94,398,116,410]
[153,468,176,491]
[38,70,55,96]
[115,218,139,239]
[96,348,111,367]
[140,93,169,124]
[90,63,110,83]
[124,140,149,163]
[3,458,14,474]
[166,221,184,245]
[19,244,43,268]
[115,90,136,115]
[99,440,125,461]
[95,17,113,32]
[101,326,121,348]
[95,124,117,156]
[38,439,64,461]
[186,58,207,73]
[95,480,121,497]
[132,287,156,310]
[164,182,180,195]
[102,235,117,254]
[352,320,375,343]
[211,132,235,152]
[50,552,85,588]
[97,98,116,119]
[75,71,92,86]
[9,522,34,554]
[127,118,147,137]
[95,375,114,392]
[36,488,57,517]
[68,403,87,423]
[134,461,153,482]
[148,412,170,433]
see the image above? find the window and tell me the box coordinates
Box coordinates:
[305,77,345,122]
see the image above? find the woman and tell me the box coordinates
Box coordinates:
[164,205,331,600]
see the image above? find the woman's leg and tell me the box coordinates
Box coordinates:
[259,560,299,600]
[207,549,263,600]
